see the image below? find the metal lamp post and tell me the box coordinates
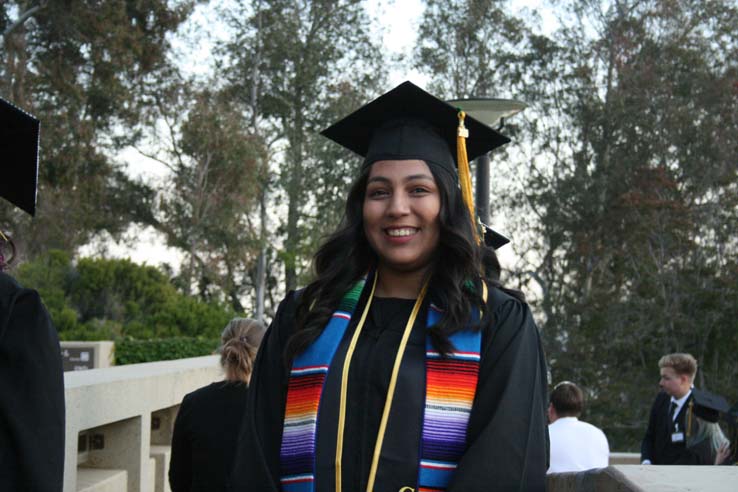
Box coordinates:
[446,98,526,224]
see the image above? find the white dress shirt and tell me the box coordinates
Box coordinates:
[547,417,610,474]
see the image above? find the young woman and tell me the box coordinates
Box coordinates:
[169,317,265,492]
[231,82,549,492]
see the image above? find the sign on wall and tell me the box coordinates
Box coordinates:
[62,347,96,371]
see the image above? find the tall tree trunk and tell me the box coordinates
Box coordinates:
[284,93,304,292]
[285,148,301,292]
[252,0,267,322]
[255,187,267,321]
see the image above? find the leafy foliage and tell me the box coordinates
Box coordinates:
[416,0,738,450]
[220,0,386,292]
[15,251,235,341]
[0,0,197,258]
[115,337,219,365]
[137,80,264,311]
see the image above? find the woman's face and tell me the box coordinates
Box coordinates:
[363,159,441,274]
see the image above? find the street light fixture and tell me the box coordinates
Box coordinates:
[446,98,526,225]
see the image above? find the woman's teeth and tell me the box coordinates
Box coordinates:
[386,228,417,237]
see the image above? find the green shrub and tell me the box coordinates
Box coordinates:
[16,251,236,341]
[115,337,220,365]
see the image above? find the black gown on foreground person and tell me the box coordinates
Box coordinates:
[0,272,65,491]
[1,97,65,491]
[232,286,548,491]
[169,382,249,491]
[230,81,549,492]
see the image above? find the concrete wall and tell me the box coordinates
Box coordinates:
[64,356,222,492]
[65,356,736,492]
[547,465,738,492]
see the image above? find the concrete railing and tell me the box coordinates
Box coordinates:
[547,464,738,492]
[64,355,222,492]
[64,356,736,492]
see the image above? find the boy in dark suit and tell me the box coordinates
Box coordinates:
[641,353,702,465]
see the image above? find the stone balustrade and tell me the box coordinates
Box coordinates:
[64,355,222,492]
[63,355,736,491]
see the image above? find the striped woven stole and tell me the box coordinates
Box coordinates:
[279,283,481,492]
[418,305,482,492]
[280,280,365,491]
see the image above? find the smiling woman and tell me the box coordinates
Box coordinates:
[231,82,549,492]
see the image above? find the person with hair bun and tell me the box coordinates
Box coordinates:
[231,82,549,492]
[169,317,266,492]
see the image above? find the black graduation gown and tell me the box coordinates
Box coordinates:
[0,272,65,491]
[169,381,250,492]
[230,283,549,492]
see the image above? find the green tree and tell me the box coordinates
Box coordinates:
[510,0,738,449]
[0,1,198,258]
[415,0,738,450]
[415,0,528,99]
[221,0,386,293]
[135,80,263,312]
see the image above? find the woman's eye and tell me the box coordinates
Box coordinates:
[368,188,389,198]
[410,187,429,194]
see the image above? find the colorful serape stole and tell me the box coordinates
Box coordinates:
[279,283,482,492]
[279,279,365,492]
[418,305,482,492]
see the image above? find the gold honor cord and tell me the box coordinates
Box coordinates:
[335,273,378,492]
[365,279,430,492]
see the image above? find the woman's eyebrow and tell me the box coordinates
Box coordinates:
[367,174,434,184]
[404,174,434,182]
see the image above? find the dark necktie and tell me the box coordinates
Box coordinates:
[669,401,678,421]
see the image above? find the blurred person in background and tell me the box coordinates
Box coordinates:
[641,353,701,464]
[169,317,266,492]
[0,98,65,491]
[547,381,609,473]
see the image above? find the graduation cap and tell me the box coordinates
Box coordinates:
[691,388,731,423]
[483,224,509,249]
[0,97,39,216]
[321,81,511,248]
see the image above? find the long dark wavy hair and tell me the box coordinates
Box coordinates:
[285,161,524,362]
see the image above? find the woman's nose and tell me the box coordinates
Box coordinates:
[387,191,410,216]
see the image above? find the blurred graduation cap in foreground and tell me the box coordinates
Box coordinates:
[691,388,731,423]
[321,81,511,249]
[0,97,39,216]
[686,388,734,464]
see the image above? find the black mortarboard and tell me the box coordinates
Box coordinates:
[321,81,511,248]
[483,224,509,249]
[321,81,509,174]
[0,98,39,216]
[691,388,731,423]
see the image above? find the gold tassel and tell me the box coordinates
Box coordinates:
[457,110,481,244]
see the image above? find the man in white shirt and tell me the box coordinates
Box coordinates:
[547,381,610,474]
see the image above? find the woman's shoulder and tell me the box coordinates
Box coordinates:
[261,288,304,349]
[0,271,38,304]
[183,381,248,405]
[482,281,537,337]
[484,281,528,314]
[0,271,21,294]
